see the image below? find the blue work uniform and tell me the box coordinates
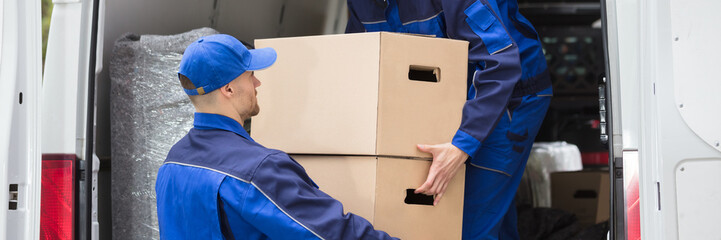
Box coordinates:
[156,113,396,240]
[346,0,552,239]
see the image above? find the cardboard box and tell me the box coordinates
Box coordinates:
[292,155,465,240]
[551,171,610,227]
[253,32,468,158]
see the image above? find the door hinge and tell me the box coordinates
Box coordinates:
[599,76,609,145]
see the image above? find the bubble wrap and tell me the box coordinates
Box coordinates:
[109,27,218,240]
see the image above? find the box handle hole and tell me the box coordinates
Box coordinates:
[404,189,434,205]
[408,65,440,83]
[573,190,598,199]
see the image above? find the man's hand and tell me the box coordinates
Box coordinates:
[414,143,469,206]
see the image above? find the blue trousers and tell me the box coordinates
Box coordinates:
[462,87,552,240]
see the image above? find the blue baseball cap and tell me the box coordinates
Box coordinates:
[178,34,277,95]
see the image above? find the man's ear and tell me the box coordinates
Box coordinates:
[219,83,234,98]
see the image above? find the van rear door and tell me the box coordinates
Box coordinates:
[0,0,43,239]
[42,0,103,239]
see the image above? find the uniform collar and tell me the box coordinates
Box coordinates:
[193,112,254,142]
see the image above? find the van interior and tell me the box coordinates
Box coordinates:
[90,0,608,239]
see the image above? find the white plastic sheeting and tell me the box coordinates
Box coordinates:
[109,28,218,240]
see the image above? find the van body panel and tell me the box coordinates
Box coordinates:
[1,0,43,239]
[607,0,721,239]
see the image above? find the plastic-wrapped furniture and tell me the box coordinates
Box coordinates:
[109,28,218,240]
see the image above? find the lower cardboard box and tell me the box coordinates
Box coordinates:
[291,155,465,240]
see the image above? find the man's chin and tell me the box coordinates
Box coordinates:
[250,106,260,117]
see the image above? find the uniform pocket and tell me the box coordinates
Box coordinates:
[464,1,514,55]
[468,110,517,176]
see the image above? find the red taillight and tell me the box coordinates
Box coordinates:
[40,154,75,240]
[626,172,641,240]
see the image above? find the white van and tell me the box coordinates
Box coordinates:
[2,0,720,239]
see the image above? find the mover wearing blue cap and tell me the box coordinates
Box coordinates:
[155,34,396,240]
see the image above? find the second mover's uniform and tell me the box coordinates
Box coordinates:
[346,0,552,239]
[156,113,396,240]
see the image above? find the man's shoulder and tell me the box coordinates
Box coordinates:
[163,128,283,182]
[247,150,317,189]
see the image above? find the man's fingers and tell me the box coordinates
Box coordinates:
[433,175,452,196]
[415,176,434,194]
[417,144,433,154]
[429,178,443,195]
[432,181,450,205]
[416,142,466,205]
[439,181,449,199]
[434,192,444,206]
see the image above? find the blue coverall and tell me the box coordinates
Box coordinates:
[156,113,397,240]
[346,0,552,239]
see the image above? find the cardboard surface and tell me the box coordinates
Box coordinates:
[253,32,468,158]
[292,155,465,239]
[551,171,610,227]
[254,33,381,155]
[294,155,378,221]
[374,156,465,240]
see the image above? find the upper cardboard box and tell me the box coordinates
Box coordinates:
[252,32,468,158]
